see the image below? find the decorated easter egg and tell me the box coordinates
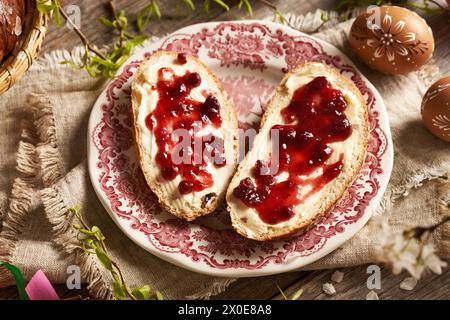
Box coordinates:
[349,6,434,75]
[421,76,450,142]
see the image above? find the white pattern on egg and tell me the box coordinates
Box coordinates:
[349,6,434,75]
[364,13,421,62]
[423,83,450,105]
[432,115,450,136]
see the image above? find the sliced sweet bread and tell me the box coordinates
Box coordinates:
[226,62,368,241]
[131,51,238,221]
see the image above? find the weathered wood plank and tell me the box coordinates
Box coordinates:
[42,0,237,52]
[271,265,450,300]
[212,272,307,300]
[41,0,341,52]
[0,284,89,300]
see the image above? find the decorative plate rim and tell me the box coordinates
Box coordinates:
[87,20,394,277]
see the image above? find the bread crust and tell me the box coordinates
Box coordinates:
[226,62,369,241]
[131,51,239,221]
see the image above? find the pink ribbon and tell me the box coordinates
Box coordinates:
[25,270,60,300]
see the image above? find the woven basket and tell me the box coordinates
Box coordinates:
[0,0,49,94]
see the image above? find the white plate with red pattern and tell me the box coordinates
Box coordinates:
[88,20,393,277]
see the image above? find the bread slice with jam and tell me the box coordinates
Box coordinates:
[131,51,238,221]
[226,62,368,241]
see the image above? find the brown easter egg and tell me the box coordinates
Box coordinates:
[349,6,434,75]
[421,76,450,142]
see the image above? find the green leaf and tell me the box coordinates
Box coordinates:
[291,288,304,300]
[77,228,96,236]
[91,226,106,241]
[95,247,113,271]
[114,55,130,68]
[272,9,285,24]
[239,0,253,16]
[320,12,329,22]
[0,262,29,300]
[132,285,152,300]
[118,11,128,28]
[244,0,253,16]
[213,0,230,11]
[60,60,81,69]
[83,238,96,248]
[90,56,116,68]
[155,291,164,300]
[128,34,149,46]
[151,0,161,20]
[109,270,120,284]
[108,45,121,57]
[53,0,62,27]
[71,206,162,300]
[81,46,89,67]
[203,0,210,14]
[183,0,196,11]
[36,3,55,14]
[113,281,128,300]
[97,17,114,27]
[36,0,61,25]
[136,4,153,32]
[68,205,81,217]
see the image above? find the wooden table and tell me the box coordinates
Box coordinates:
[1,0,449,300]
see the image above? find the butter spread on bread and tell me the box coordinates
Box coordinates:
[226,62,368,241]
[131,51,238,221]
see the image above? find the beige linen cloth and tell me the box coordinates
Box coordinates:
[0,12,449,299]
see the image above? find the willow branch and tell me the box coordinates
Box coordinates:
[58,7,108,60]
[108,1,126,47]
[258,0,277,10]
[428,0,447,12]
[408,216,450,239]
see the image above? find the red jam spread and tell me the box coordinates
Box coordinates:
[177,53,187,65]
[145,67,225,195]
[233,76,352,225]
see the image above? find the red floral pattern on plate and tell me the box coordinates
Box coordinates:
[221,75,275,130]
[91,22,388,271]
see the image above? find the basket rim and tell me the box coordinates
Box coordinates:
[0,1,49,94]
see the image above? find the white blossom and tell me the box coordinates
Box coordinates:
[399,277,417,291]
[375,216,447,280]
[419,242,447,275]
[382,233,423,278]
[331,270,344,283]
[366,290,379,300]
[322,283,336,296]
